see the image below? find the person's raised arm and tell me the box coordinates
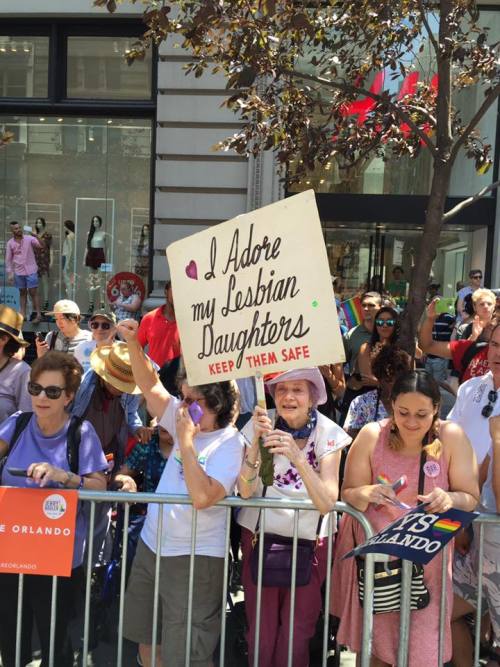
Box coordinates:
[341,423,396,511]
[117,319,170,420]
[418,299,452,359]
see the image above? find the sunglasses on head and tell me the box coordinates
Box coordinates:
[375,318,396,327]
[90,321,111,330]
[482,390,498,418]
[28,382,66,399]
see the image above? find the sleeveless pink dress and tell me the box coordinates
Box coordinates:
[331,420,452,666]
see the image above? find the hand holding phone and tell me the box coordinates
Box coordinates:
[7,468,30,477]
[36,332,45,343]
[188,401,204,425]
[435,298,455,315]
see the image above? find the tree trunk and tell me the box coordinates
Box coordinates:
[398,161,452,353]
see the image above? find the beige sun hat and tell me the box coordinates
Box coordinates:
[46,299,80,316]
[90,342,140,395]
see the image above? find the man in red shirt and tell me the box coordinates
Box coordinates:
[419,299,493,383]
[137,281,181,367]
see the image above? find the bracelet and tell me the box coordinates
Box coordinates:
[240,473,257,484]
[244,456,260,470]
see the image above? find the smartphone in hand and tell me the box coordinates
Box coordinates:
[188,401,204,425]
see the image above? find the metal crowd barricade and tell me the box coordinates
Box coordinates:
[11,490,377,667]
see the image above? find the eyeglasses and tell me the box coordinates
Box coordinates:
[184,396,205,405]
[472,275,482,280]
[28,382,66,399]
[90,321,111,330]
[375,318,396,327]
[482,390,498,418]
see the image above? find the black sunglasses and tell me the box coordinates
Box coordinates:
[375,318,396,327]
[90,321,111,330]
[28,382,66,399]
[472,274,482,279]
[482,390,498,418]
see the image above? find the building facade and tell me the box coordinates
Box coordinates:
[1,0,499,313]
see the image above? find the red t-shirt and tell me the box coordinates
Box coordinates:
[137,306,181,367]
[450,339,489,382]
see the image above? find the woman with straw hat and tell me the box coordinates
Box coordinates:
[0,305,31,423]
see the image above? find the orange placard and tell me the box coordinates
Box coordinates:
[0,488,78,577]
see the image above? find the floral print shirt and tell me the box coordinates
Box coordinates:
[344,389,388,432]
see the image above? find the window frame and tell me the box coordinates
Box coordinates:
[0,19,156,116]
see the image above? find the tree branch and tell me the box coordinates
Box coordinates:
[442,179,500,221]
[450,82,500,164]
[290,68,438,156]
[416,0,440,56]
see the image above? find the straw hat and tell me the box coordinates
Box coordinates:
[0,306,29,347]
[90,342,140,395]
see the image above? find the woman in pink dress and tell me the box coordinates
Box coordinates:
[331,371,479,666]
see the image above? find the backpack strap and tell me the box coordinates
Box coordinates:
[66,415,83,475]
[9,412,34,452]
[48,330,59,351]
[459,341,488,382]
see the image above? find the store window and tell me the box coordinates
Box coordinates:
[0,116,152,312]
[67,37,152,100]
[325,223,487,302]
[0,36,49,98]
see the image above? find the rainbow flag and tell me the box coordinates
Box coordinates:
[340,296,363,328]
[432,519,461,537]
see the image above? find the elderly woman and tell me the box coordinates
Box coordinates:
[0,305,31,424]
[331,370,479,667]
[0,351,107,667]
[237,367,351,667]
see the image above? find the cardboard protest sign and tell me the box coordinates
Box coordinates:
[166,190,344,385]
[0,488,78,576]
[342,505,478,565]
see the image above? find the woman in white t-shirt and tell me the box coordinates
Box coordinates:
[116,318,243,667]
[237,367,351,667]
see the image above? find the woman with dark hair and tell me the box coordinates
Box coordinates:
[331,371,479,667]
[344,345,413,438]
[237,367,351,667]
[116,319,243,667]
[0,351,107,667]
[0,305,31,423]
[356,306,400,387]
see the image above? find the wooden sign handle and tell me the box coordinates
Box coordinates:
[254,372,274,486]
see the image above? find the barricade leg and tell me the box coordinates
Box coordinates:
[397,559,412,667]
[219,506,231,667]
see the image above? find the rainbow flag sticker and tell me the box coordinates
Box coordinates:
[433,519,461,537]
[340,296,363,329]
[377,474,391,485]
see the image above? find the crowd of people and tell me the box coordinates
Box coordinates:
[0,266,499,667]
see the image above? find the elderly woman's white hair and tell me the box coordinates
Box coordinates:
[264,367,327,407]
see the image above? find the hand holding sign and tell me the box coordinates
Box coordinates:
[117,318,139,343]
[417,487,453,514]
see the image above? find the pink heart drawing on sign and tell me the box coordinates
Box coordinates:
[185,260,198,280]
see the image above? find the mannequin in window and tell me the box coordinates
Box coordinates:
[84,216,106,313]
[134,223,149,279]
[33,217,53,312]
[62,220,75,300]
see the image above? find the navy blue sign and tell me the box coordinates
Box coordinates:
[343,505,478,565]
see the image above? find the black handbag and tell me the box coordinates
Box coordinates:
[356,450,430,614]
[250,487,322,588]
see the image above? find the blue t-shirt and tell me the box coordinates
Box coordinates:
[0,412,107,567]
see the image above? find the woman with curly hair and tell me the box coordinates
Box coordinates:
[356,306,401,388]
[116,319,243,667]
[344,345,412,439]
